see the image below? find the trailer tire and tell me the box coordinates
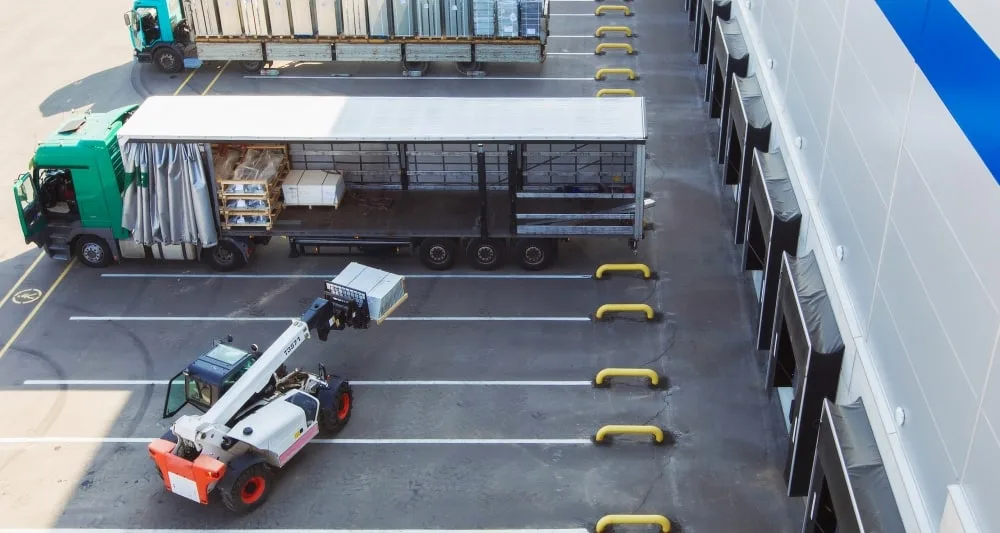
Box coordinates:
[466,238,505,270]
[153,47,184,74]
[513,238,555,271]
[76,235,113,268]
[318,381,353,435]
[238,60,265,73]
[203,240,247,272]
[221,461,273,514]
[418,238,458,270]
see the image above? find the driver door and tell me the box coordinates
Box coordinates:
[163,370,191,418]
[14,172,47,244]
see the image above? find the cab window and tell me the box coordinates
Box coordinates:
[221,358,255,396]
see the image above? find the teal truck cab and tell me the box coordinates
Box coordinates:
[124,0,192,74]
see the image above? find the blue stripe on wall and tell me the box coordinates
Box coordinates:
[874,0,1000,185]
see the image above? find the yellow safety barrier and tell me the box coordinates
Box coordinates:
[595,42,636,55]
[596,88,637,97]
[594,25,634,37]
[595,4,632,15]
[593,368,664,389]
[594,262,653,279]
[595,67,638,81]
[596,514,672,533]
[593,303,657,321]
[592,425,669,446]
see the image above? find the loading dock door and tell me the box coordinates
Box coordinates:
[725,74,771,244]
[766,250,845,497]
[742,148,802,350]
[695,0,732,65]
[706,18,749,126]
[686,0,697,22]
[802,398,906,533]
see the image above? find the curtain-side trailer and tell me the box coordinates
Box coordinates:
[125,0,549,76]
[14,95,650,272]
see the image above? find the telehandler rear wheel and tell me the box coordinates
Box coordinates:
[318,381,353,435]
[222,462,273,513]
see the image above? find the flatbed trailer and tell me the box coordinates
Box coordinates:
[14,95,650,272]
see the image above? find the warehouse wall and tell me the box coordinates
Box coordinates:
[725,0,999,531]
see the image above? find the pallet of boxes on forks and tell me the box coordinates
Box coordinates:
[214,144,290,230]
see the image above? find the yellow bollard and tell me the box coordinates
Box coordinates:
[595,42,635,55]
[594,262,652,279]
[594,25,634,37]
[595,4,632,16]
[596,88,637,98]
[593,368,664,389]
[595,67,638,81]
[596,514,672,533]
[592,425,669,446]
[593,303,656,321]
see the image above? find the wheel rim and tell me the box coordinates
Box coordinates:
[428,245,449,265]
[213,247,234,266]
[476,245,496,265]
[240,475,266,504]
[337,392,351,420]
[82,243,104,264]
[523,245,545,266]
[158,53,177,71]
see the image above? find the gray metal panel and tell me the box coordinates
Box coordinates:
[195,42,265,61]
[335,43,404,61]
[474,43,541,62]
[496,0,518,37]
[368,0,393,36]
[392,0,416,36]
[444,0,472,36]
[473,0,495,36]
[405,43,472,62]
[265,42,335,61]
[415,0,444,36]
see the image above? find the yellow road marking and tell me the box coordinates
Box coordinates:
[0,258,76,361]
[172,68,199,96]
[0,250,44,311]
[202,61,230,95]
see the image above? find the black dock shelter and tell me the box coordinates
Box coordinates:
[766,250,846,497]
[725,74,772,244]
[743,148,802,350]
[801,398,907,533]
[706,17,749,126]
[694,0,732,65]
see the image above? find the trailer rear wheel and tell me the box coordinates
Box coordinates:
[221,462,273,514]
[203,241,247,272]
[418,238,458,270]
[456,61,482,75]
[153,47,184,74]
[466,238,505,270]
[238,60,265,73]
[513,238,555,271]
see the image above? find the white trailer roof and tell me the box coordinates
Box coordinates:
[116,95,647,145]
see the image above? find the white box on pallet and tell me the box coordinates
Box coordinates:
[316,0,340,35]
[321,171,346,208]
[241,0,269,35]
[290,0,315,34]
[281,169,305,204]
[295,170,327,205]
[268,0,293,35]
[330,262,408,321]
[218,0,244,35]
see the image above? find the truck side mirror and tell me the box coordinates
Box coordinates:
[123,11,132,27]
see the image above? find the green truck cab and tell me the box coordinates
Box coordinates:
[124,0,192,74]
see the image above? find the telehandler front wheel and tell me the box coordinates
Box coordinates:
[221,462,273,514]
[318,381,353,435]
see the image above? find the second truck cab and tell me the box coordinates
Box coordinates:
[125,0,191,73]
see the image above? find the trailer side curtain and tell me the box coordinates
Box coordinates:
[121,142,218,247]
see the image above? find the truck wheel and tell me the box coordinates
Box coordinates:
[456,61,482,75]
[153,47,184,74]
[513,239,555,271]
[318,381,353,435]
[418,238,458,270]
[238,60,264,73]
[76,236,113,268]
[203,240,247,272]
[221,462,273,514]
[466,238,505,270]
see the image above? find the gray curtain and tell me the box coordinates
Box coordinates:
[121,142,218,247]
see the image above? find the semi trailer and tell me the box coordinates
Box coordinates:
[14,94,651,272]
[126,0,549,76]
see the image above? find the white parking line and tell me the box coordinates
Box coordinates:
[0,529,589,533]
[0,437,592,445]
[69,315,592,322]
[244,75,597,81]
[23,379,593,386]
[100,273,594,280]
[545,52,597,56]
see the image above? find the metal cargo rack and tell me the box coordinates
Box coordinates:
[213,143,291,231]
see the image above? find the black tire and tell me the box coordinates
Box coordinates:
[512,239,555,271]
[221,462,273,514]
[76,235,113,268]
[466,238,505,270]
[418,238,458,270]
[456,61,482,75]
[238,60,265,73]
[203,240,247,272]
[153,47,184,74]
[318,381,353,435]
